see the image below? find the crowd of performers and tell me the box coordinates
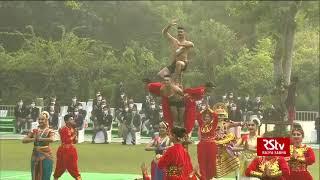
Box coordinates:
[139,106,316,180]
[21,20,316,180]
[139,19,316,180]
[22,112,82,180]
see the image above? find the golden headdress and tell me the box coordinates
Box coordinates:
[212,102,228,119]
[41,111,50,119]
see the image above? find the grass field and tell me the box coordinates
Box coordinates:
[0,140,319,179]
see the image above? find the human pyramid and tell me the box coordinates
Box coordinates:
[140,20,316,180]
[21,19,316,180]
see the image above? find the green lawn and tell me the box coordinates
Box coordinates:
[0,140,319,179]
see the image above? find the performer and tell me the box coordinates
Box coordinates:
[53,114,82,180]
[233,116,260,177]
[212,103,241,178]
[285,123,315,180]
[245,156,290,180]
[196,106,218,180]
[158,19,194,85]
[145,121,173,180]
[157,126,196,180]
[145,77,213,134]
[22,111,55,180]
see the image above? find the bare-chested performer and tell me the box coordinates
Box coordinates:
[158,19,194,85]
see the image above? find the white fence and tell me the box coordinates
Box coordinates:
[296,111,318,121]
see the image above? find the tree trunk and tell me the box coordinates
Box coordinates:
[273,2,300,122]
[282,2,299,85]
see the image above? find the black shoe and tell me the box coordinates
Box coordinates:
[104,141,109,144]
[122,141,126,145]
[91,141,95,144]
[131,140,136,145]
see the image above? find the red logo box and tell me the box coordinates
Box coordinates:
[257,137,290,156]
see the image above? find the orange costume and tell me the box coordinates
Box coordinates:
[53,126,81,179]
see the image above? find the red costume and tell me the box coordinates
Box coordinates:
[158,143,195,180]
[286,145,315,180]
[53,126,81,179]
[245,156,290,180]
[197,112,218,180]
[147,82,206,133]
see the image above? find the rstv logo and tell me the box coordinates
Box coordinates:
[257,138,290,156]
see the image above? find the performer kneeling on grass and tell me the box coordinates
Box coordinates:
[53,114,82,180]
[22,111,55,180]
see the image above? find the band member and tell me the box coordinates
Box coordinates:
[22,111,55,180]
[285,123,315,180]
[197,107,218,180]
[145,77,214,134]
[158,19,194,85]
[157,126,196,179]
[145,121,172,180]
[53,114,81,180]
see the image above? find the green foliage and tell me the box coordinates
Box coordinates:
[0,1,318,110]
[215,38,273,96]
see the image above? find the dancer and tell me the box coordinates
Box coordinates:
[285,123,315,180]
[157,126,196,180]
[22,111,54,180]
[212,103,241,178]
[196,106,218,180]
[158,19,194,85]
[233,116,260,177]
[145,121,173,180]
[145,76,214,134]
[245,155,290,180]
[53,114,82,180]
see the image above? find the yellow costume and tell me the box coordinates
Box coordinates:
[212,103,240,178]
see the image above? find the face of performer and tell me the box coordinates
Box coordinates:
[38,115,47,128]
[204,113,211,123]
[169,132,178,143]
[159,123,167,135]
[163,77,171,86]
[291,130,303,145]
[177,28,185,40]
[248,121,257,133]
